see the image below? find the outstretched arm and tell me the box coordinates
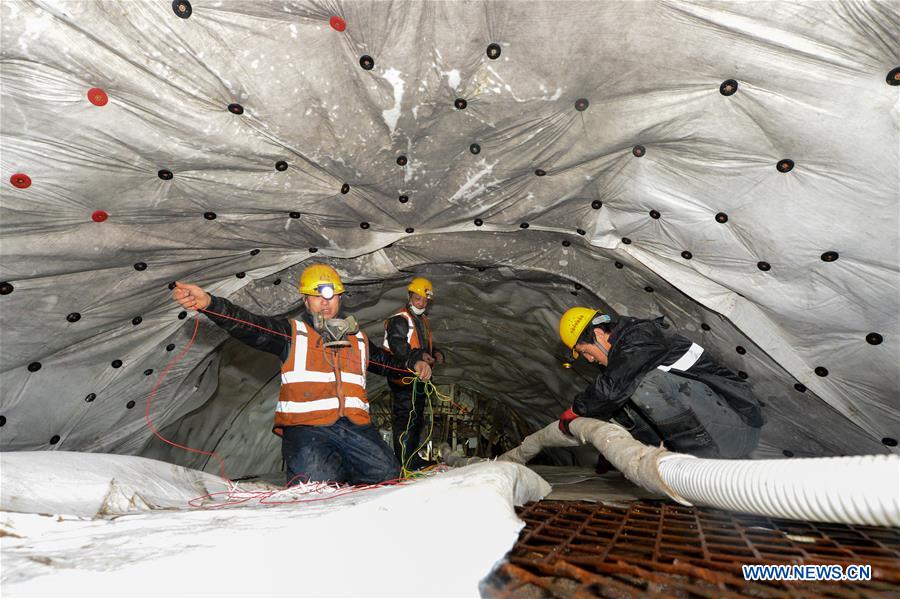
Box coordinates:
[172,281,292,361]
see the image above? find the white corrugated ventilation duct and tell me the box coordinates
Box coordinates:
[443,419,900,527]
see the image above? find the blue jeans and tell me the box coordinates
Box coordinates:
[281,418,400,486]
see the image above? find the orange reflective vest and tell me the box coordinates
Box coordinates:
[382,307,433,384]
[273,319,370,435]
[382,307,433,353]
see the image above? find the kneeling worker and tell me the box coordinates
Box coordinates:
[383,277,445,470]
[171,264,432,486]
[557,308,764,458]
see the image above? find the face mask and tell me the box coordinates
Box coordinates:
[409,304,426,316]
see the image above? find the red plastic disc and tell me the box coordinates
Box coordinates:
[87,88,108,106]
[91,210,109,222]
[10,173,31,189]
[329,15,346,32]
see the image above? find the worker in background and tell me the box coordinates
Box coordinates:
[383,277,445,470]
[171,264,432,486]
[557,307,764,459]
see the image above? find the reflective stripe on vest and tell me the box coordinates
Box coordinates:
[276,396,370,414]
[657,342,704,373]
[282,320,367,382]
[274,320,370,431]
[282,322,366,387]
[382,310,415,351]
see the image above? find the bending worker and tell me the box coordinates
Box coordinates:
[382,277,445,470]
[557,307,764,458]
[171,264,432,486]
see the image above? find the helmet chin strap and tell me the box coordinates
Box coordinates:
[594,341,609,357]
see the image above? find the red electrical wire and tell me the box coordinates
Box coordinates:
[145,315,229,481]
[187,474,416,509]
[199,308,292,339]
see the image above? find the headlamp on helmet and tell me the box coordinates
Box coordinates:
[318,284,335,300]
[299,264,346,297]
[592,314,611,326]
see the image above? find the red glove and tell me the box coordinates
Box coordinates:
[559,407,579,435]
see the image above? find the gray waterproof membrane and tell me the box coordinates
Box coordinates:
[1,1,897,476]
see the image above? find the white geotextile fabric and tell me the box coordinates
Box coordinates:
[1,0,898,474]
[0,451,232,517]
[1,452,550,597]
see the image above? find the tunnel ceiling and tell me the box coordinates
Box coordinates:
[1,0,898,467]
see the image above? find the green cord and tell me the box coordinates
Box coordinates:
[399,377,436,478]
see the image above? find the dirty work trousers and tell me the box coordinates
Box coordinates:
[281,417,399,486]
[614,369,760,458]
[389,379,429,467]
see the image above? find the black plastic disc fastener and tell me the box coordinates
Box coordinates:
[172,0,192,18]
[719,79,738,96]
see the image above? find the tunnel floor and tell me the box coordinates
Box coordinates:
[481,500,900,598]
[529,466,661,503]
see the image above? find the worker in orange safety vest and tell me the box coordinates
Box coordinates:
[172,264,432,485]
[382,277,445,470]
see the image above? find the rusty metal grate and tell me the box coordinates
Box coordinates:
[481,500,900,598]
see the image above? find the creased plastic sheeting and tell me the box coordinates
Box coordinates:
[1,453,550,597]
[1,0,898,466]
[0,451,231,517]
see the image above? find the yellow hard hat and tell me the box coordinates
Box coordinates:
[407,277,434,299]
[559,307,607,358]
[299,264,345,298]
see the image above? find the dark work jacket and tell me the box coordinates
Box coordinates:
[572,317,764,428]
[384,307,439,369]
[203,295,410,377]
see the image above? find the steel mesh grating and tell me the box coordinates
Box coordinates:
[481,500,900,598]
